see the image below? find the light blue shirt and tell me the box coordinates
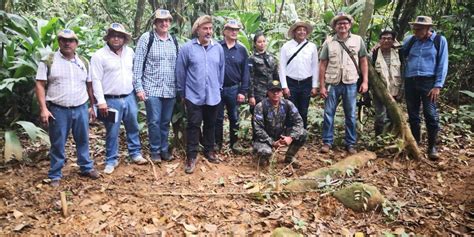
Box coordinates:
[176,38,225,106]
[403,31,448,88]
[133,31,177,98]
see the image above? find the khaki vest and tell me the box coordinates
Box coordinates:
[374,48,402,96]
[324,34,363,84]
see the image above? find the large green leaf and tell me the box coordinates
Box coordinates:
[4,130,23,162]
[0,77,28,92]
[16,121,50,145]
[460,90,474,98]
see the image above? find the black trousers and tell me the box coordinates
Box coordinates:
[185,99,218,158]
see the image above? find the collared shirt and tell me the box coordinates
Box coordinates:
[176,38,225,106]
[219,40,250,95]
[36,51,90,107]
[402,32,448,88]
[90,45,134,105]
[133,31,177,98]
[279,39,319,88]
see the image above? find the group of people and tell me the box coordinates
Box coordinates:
[35,9,448,186]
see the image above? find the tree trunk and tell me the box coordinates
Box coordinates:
[368,63,423,160]
[393,0,419,41]
[133,0,147,41]
[357,0,374,39]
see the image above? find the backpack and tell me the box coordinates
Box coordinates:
[142,30,179,72]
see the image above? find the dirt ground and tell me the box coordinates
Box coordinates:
[0,124,473,235]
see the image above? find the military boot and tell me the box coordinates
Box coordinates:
[184,156,197,174]
[427,130,439,160]
[284,142,302,169]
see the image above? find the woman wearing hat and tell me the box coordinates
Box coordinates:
[279,20,319,129]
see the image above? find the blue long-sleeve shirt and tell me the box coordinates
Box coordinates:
[176,38,225,106]
[220,40,250,95]
[402,32,449,88]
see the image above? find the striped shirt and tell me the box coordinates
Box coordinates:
[133,31,177,98]
[35,51,90,107]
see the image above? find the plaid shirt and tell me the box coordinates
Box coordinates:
[133,31,177,98]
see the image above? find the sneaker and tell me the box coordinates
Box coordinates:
[50,180,60,187]
[161,152,174,161]
[204,151,220,164]
[346,146,357,155]
[184,157,196,174]
[80,169,100,179]
[131,155,147,165]
[151,153,162,163]
[320,144,331,153]
[103,164,116,174]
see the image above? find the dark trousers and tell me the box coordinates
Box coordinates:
[287,77,312,128]
[215,85,240,146]
[250,96,264,141]
[405,77,440,144]
[185,100,219,158]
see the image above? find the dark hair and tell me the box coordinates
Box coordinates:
[379,30,397,39]
[253,31,265,44]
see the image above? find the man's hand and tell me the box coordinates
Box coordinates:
[237,93,245,103]
[136,91,146,101]
[427,87,440,102]
[97,103,108,118]
[40,109,54,126]
[359,81,369,94]
[283,88,291,98]
[248,97,256,106]
[280,135,293,146]
[88,107,96,122]
[311,87,318,97]
[319,86,328,99]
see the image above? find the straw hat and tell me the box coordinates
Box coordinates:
[287,20,313,38]
[103,23,132,42]
[57,29,78,41]
[154,9,173,21]
[330,12,354,28]
[224,19,242,30]
[409,16,434,26]
[192,15,213,35]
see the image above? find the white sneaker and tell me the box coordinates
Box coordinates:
[103,165,115,174]
[131,155,147,165]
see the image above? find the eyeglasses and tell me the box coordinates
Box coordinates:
[337,21,350,26]
[381,37,393,41]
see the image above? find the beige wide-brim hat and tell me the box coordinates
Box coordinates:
[330,12,354,28]
[287,20,313,38]
[103,23,132,42]
[57,29,78,41]
[192,15,213,35]
[409,16,435,26]
[224,19,242,30]
[154,9,173,21]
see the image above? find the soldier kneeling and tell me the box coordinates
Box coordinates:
[252,80,307,168]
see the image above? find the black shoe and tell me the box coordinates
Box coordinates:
[80,169,100,179]
[204,151,220,164]
[161,152,174,161]
[184,157,196,174]
[428,146,439,160]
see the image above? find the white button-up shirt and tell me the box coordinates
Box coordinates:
[279,39,319,88]
[90,45,135,105]
[36,51,90,107]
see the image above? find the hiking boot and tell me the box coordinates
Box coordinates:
[131,155,147,165]
[161,152,174,162]
[346,146,357,155]
[151,153,162,163]
[50,180,60,187]
[184,157,197,174]
[428,146,439,160]
[284,156,301,169]
[103,164,116,175]
[320,144,331,153]
[80,169,100,179]
[204,151,220,164]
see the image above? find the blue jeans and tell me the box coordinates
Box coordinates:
[405,77,439,142]
[145,97,176,155]
[102,94,142,166]
[287,77,312,128]
[215,85,239,146]
[322,83,357,147]
[47,103,94,180]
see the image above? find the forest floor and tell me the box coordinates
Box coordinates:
[0,120,473,236]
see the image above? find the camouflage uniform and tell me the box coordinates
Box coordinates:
[253,98,307,161]
[248,51,279,104]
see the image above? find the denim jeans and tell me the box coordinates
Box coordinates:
[47,103,94,180]
[322,83,358,147]
[102,94,142,166]
[405,77,439,142]
[287,77,312,128]
[215,85,239,146]
[145,96,176,155]
[185,99,218,158]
